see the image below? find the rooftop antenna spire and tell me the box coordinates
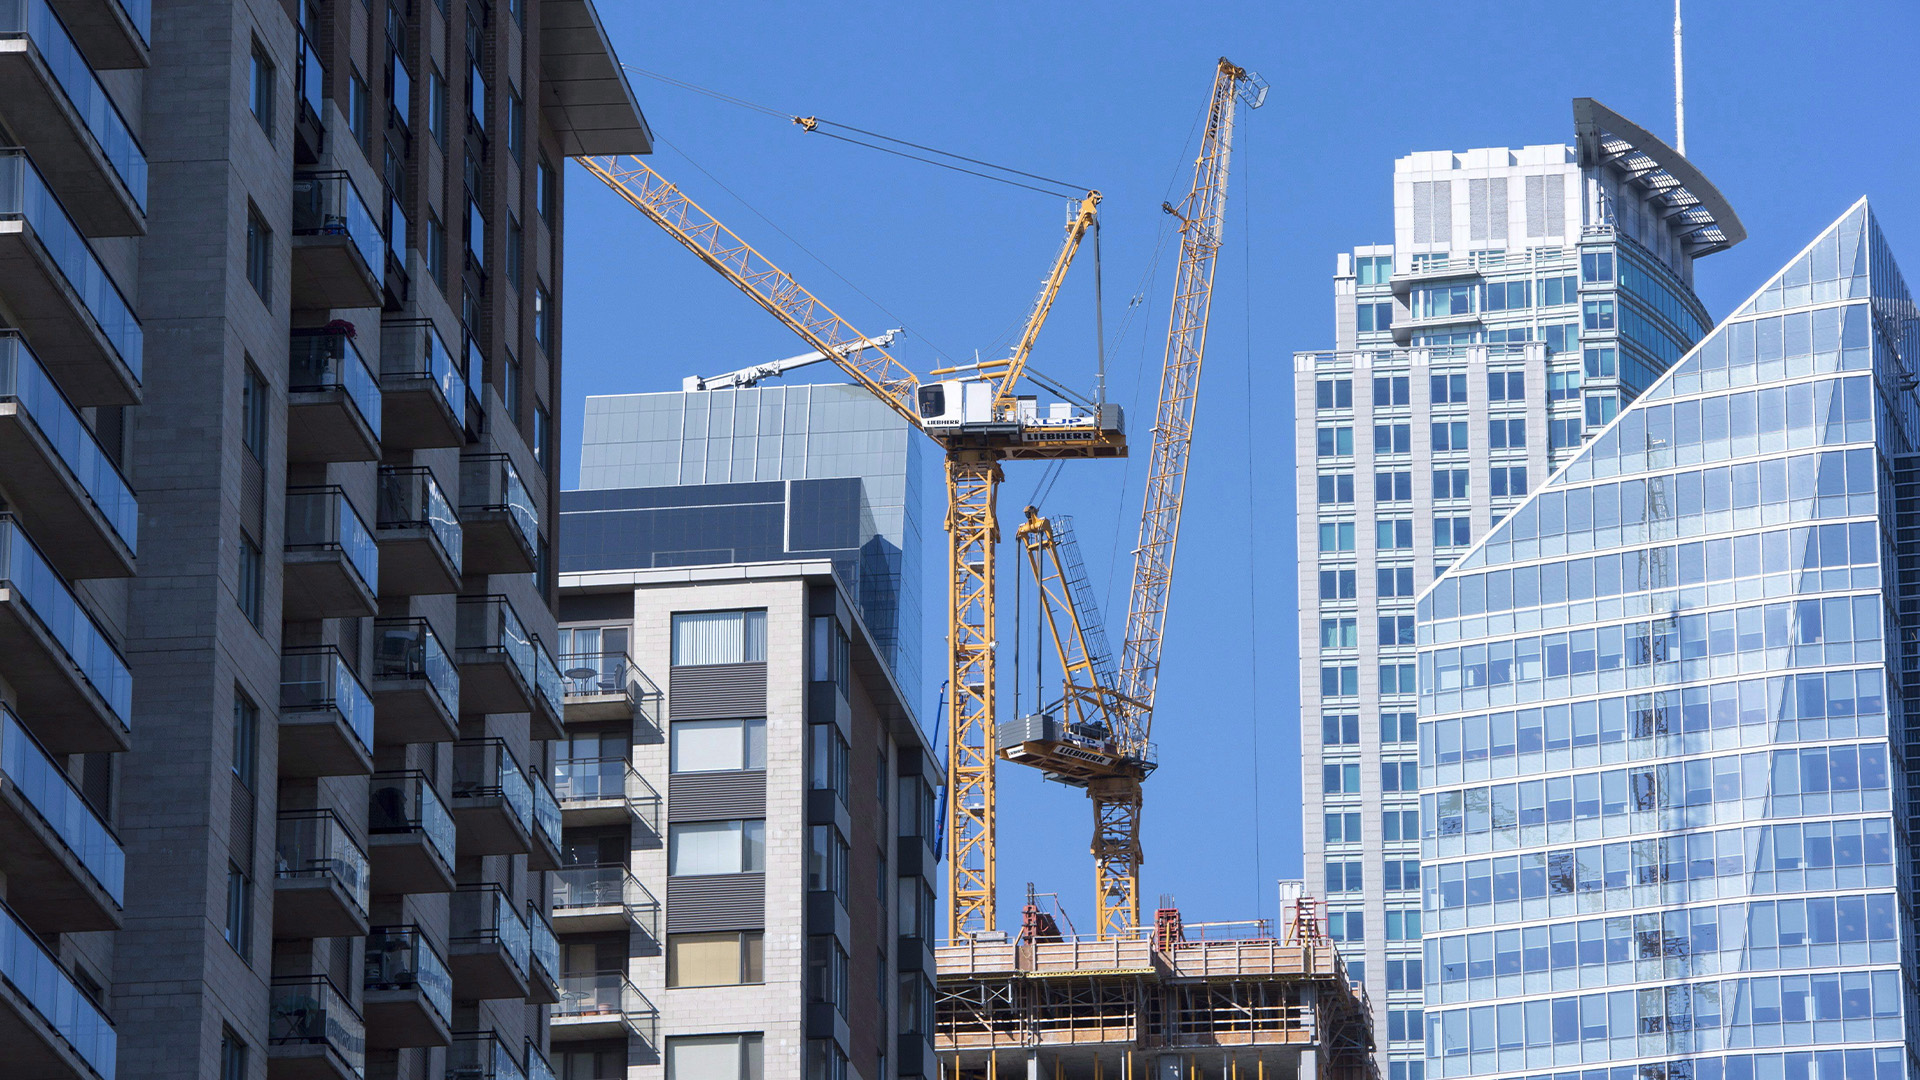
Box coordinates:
[1673,0,1687,155]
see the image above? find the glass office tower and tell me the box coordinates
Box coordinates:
[1416,200,1915,1080]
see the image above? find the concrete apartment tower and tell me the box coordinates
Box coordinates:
[1416,201,1913,1080]
[557,382,939,1080]
[1295,100,1741,1075]
[0,2,647,1080]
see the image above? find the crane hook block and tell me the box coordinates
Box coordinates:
[793,116,819,132]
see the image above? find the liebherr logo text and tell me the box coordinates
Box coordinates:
[1021,430,1097,443]
[1055,745,1114,764]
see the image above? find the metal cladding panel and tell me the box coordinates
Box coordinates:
[666,770,766,821]
[667,662,767,719]
[666,872,765,932]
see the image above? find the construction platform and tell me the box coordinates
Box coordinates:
[934,901,1376,1080]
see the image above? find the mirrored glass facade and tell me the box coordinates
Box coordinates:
[1416,201,1918,1080]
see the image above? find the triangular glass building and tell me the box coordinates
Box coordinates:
[1416,201,1919,1080]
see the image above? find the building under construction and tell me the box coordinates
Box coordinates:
[933,892,1376,1080]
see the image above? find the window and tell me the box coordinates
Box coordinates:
[1318,522,1355,552]
[533,404,549,469]
[466,197,486,267]
[1429,374,1467,403]
[220,1031,247,1080]
[1375,470,1411,501]
[246,208,272,302]
[1583,346,1616,378]
[672,610,767,665]
[1372,376,1409,406]
[1379,616,1414,646]
[1382,812,1420,844]
[233,690,258,789]
[807,936,850,1016]
[237,534,262,625]
[1381,711,1416,743]
[538,153,557,223]
[1320,618,1357,649]
[1539,274,1578,306]
[1382,860,1420,891]
[1356,255,1392,285]
[1487,418,1525,449]
[348,68,371,151]
[1376,519,1412,550]
[426,211,446,288]
[1480,279,1529,311]
[1326,861,1363,892]
[1322,763,1360,792]
[1381,761,1418,790]
[1379,664,1417,695]
[1487,371,1525,401]
[666,1034,763,1080]
[1321,713,1359,744]
[1319,569,1356,599]
[1434,517,1471,547]
[249,40,275,138]
[468,57,487,127]
[1374,423,1410,454]
[1320,665,1357,697]
[1586,393,1619,427]
[1431,421,1469,451]
[667,932,763,987]
[1315,425,1353,457]
[534,284,551,351]
[1325,811,1361,843]
[1548,369,1582,401]
[1377,567,1415,597]
[667,820,766,875]
[1433,468,1468,499]
[1550,417,1584,449]
[225,864,251,958]
[505,213,522,291]
[671,719,767,773]
[1412,282,1475,320]
[808,824,849,900]
[1583,299,1616,331]
[810,615,850,689]
[507,87,525,163]
[806,1039,848,1080]
[1318,473,1354,505]
[1356,302,1394,333]
[1488,466,1527,498]
[1582,250,1615,282]
[1386,958,1423,991]
[427,65,448,148]
[389,46,412,130]
[502,352,519,420]
[1315,377,1351,409]
[809,725,849,800]
[242,362,268,461]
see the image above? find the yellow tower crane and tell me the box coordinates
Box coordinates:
[999,57,1265,939]
[579,157,1121,939]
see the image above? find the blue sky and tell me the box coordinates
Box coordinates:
[558,1,1920,931]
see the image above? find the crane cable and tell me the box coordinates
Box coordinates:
[1239,118,1265,923]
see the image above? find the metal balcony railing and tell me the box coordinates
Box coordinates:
[557,650,661,724]
[447,1031,524,1080]
[371,617,460,716]
[452,738,532,833]
[555,971,657,1045]
[286,486,379,591]
[552,757,661,836]
[451,884,529,979]
[0,331,138,551]
[0,703,122,902]
[531,770,560,852]
[365,924,453,1025]
[523,1041,556,1080]
[458,452,536,552]
[527,900,558,984]
[367,770,455,868]
[274,808,370,916]
[270,975,365,1078]
[0,149,142,376]
[379,319,468,427]
[293,170,386,276]
[288,329,382,440]
[280,645,374,752]
[0,893,114,1076]
[0,0,148,206]
[533,637,563,720]
[376,466,462,572]
[551,865,659,942]
[456,594,536,689]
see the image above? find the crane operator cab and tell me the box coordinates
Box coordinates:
[917,378,1124,443]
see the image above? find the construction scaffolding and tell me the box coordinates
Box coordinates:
[935,897,1376,1080]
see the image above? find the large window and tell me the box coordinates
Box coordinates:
[810,616,849,689]
[249,39,275,138]
[667,931,763,987]
[672,610,767,666]
[807,936,849,1016]
[808,824,849,901]
[666,1034,762,1080]
[670,718,766,773]
[668,820,765,876]
[809,724,849,800]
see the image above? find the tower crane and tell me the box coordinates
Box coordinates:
[579,157,1119,939]
[999,58,1265,939]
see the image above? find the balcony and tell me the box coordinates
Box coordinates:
[447,1032,524,1080]
[553,757,660,841]
[0,331,134,578]
[268,976,365,1080]
[369,619,459,745]
[550,865,659,948]
[293,26,322,163]
[367,771,455,897]
[374,467,461,597]
[530,638,564,741]
[449,885,529,1001]
[526,902,560,1006]
[451,738,531,856]
[278,647,373,779]
[454,595,535,717]
[457,452,535,575]
[0,704,121,932]
[378,320,466,450]
[0,148,139,404]
[284,487,378,620]
[0,512,130,753]
[0,894,115,1080]
[292,170,384,310]
[551,972,657,1047]
[559,651,660,729]
[530,770,560,871]
[273,808,370,939]
[288,329,380,463]
[44,0,147,71]
[524,1042,556,1080]
[363,925,452,1049]
[0,0,145,235]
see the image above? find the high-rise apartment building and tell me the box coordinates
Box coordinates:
[1296,100,1741,1076]
[556,390,939,1079]
[1415,201,1912,1080]
[0,2,646,1080]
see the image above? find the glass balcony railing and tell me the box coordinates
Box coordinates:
[0,0,149,208]
[286,486,378,593]
[531,770,559,852]
[293,170,385,279]
[365,925,453,1026]
[368,770,455,870]
[295,27,322,125]
[552,757,661,836]
[376,466,461,572]
[532,637,562,720]
[551,865,659,941]
[0,893,114,1076]
[0,331,136,552]
[452,737,532,833]
[0,512,131,726]
[371,617,460,715]
[280,645,374,752]
[524,1041,556,1080]
[557,650,661,724]
[114,0,149,46]
[448,1032,524,1080]
[455,594,535,690]
[379,319,467,427]
[556,972,656,1044]
[289,329,382,441]
[0,703,122,902]
[451,884,528,979]
[527,900,558,983]
[270,976,365,1079]
[275,808,370,916]
[0,148,142,378]
[458,452,535,553]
